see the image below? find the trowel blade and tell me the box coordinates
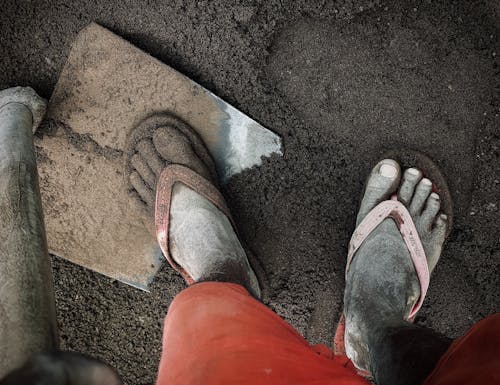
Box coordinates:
[38,23,282,290]
[195,87,282,184]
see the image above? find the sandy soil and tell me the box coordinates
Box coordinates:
[1,1,499,384]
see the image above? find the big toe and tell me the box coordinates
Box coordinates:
[152,126,213,181]
[356,159,401,225]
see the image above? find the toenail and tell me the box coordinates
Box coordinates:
[380,163,398,178]
[430,192,439,200]
[421,178,432,186]
[407,168,420,176]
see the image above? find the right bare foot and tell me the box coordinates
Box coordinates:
[128,115,260,297]
[344,159,449,371]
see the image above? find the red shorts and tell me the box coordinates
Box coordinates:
[156,282,499,385]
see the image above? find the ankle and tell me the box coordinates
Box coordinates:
[368,322,452,385]
[196,258,256,294]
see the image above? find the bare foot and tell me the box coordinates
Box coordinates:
[344,159,449,371]
[128,116,260,297]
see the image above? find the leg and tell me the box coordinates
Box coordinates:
[343,160,452,384]
[0,87,121,385]
[423,314,500,385]
[129,119,368,385]
[368,321,451,385]
[0,87,58,377]
[157,282,369,385]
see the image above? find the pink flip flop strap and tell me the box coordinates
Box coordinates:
[155,164,233,285]
[345,197,430,319]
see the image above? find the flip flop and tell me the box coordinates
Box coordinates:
[155,163,233,285]
[333,151,453,377]
[132,114,266,298]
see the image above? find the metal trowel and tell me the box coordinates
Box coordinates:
[36,23,282,290]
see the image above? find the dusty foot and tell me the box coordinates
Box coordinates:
[344,159,449,371]
[128,120,260,297]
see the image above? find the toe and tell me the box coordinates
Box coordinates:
[409,178,433,215]
[130,171,155,208]
[153,126,213,181]
[131,153,156,189]
[433,213,448,236]
[398,168,422,206]
[427,213,448,272]
[356,159,401,225]
[420,192,440,230]
[152,126,189,161]
[129,190,151,217]
[137,139,165,177]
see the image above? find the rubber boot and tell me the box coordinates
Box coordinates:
[0,87,58,378]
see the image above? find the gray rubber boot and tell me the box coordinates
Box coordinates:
[0,87,58,378]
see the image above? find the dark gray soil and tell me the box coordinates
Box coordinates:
[1,1,499,384]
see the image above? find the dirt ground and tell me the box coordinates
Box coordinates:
[1,1,499,384]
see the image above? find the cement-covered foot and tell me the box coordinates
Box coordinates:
[129,120,260,297]
[0,87,46,131]
[344,159,449,371]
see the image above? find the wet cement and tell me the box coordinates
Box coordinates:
[1,1,499,384]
